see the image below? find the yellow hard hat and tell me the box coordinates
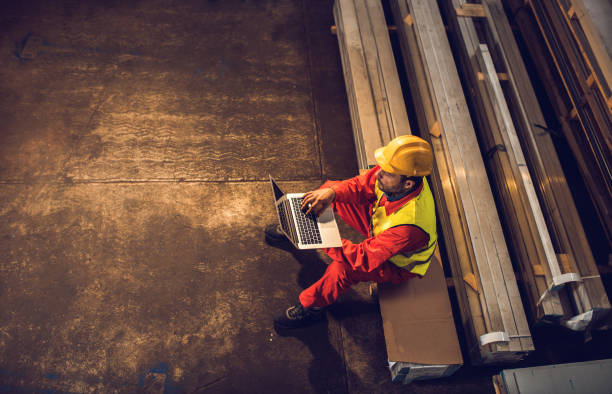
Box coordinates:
[374,135,433,176]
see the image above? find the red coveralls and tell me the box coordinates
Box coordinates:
[299,165,430,308]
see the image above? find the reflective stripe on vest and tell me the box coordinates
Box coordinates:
[371,177,437,276]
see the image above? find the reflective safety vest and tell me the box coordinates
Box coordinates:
[371,178,437,276]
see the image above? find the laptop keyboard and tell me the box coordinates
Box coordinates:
[277,203,291,239]
[291,197,322,245]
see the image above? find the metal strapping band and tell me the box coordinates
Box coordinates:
[537,272,582,305]
[479,332,531,346]
[581,275,601,280]
[484,144,506,161]
[551,273,582,290]
[534,123,562,137]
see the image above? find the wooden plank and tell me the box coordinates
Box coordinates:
[586,73,595,87]
[464,273,479,293]
[361,0,411,138]
[403,14,413,26]
[569,106,578,119]
[354,0,393,155]
[429,121,441,137]
[332,24,398,35]
[492,374,507,394]
[477,72,509,81]
[533,265,545,277]
[456,3,486,18]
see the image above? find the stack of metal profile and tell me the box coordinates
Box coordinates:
[504,0,612,252]
[333,0,464,382]
[333,0,412,171]
[390,0,534,364]
[493,359,612,394]
[439,0,610,330]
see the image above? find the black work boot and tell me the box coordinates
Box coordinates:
[274,303,325,329]
[265,223,289,244]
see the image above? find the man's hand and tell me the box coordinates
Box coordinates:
[301,188,336,217]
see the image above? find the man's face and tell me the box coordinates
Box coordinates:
[376,169,406,194]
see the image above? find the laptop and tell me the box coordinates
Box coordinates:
[269,175,342,249]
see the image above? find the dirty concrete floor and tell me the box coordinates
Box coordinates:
[1,1,611,393]
[0,0,419,392]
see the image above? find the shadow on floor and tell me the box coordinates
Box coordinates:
[267,236,372,393]
[265,237,329,291]
[274,321,352,394]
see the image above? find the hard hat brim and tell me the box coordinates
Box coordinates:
[374,146,395,174]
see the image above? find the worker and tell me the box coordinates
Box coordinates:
[267,135,438,329]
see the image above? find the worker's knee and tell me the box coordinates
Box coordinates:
[327,259,348,275]
[326,260,355,288]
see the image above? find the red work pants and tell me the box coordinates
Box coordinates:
[299,183,417,308]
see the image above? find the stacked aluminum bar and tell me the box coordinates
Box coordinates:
[333,0,411,170]
[441,0,610,330]
[505,0,612,247]
[390,0,533,363]
[333,0,463,381]
[442,0,564,323]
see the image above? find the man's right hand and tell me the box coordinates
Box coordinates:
[301,188,336,217]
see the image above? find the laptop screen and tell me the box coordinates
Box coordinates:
[269,175,284,202]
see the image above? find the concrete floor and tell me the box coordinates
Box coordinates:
[1,1,611,393]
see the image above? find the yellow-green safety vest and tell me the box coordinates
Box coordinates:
[371,177,437,276]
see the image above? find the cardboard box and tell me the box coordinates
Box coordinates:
[379,250,463,384]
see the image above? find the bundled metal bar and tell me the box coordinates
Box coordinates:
[505,0,612,246]
[474,0,610,329]
[333,0,464,381]
[439,0,580,324]
[390,0,533,363]
[333,0,411,170]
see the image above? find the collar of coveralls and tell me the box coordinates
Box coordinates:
[379,181,424,216]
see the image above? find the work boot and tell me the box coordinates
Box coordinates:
[265,223,288,244]
[274,303,325,329]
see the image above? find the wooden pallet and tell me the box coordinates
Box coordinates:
[333,0,411,170]
[390,0,533,364]
[505,0,612,246]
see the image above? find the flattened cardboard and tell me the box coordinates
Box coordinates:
[379,250,463,366]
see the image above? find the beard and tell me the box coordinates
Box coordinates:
[377,177,404,195]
